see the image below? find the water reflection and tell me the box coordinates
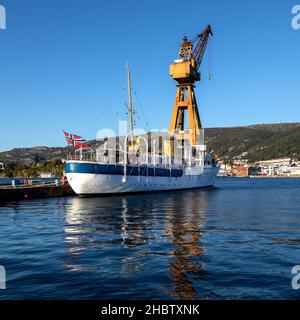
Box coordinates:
[120,198,150,248]
[63,196,152,272]
[63,190,211,298]
[162,192,208,299]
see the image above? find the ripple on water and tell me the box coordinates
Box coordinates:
[0,178,300,299]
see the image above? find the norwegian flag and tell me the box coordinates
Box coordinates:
[63,131,90,148]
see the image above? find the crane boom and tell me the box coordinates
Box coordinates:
[170,25,213,83]
[193,25,213,72]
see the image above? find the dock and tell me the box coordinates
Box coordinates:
[0,182,75,202]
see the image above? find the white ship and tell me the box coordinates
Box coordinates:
[66,149,219,195]
[66,25,219,195]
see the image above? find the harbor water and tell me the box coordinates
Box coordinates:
[0,177,300,299]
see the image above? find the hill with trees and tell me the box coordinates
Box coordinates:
[205,123,300,162]
[1,122,300,177]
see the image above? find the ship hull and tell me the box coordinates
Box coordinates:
[66,161,219,195]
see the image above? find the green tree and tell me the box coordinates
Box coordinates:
[3,163,16,178]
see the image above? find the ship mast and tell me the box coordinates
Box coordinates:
[127,64,134,150]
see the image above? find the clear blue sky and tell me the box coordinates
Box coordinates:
[0,0,299,151]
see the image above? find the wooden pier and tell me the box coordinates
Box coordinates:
[0,182,75,202]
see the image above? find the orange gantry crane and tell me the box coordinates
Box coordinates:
[169,25,213,153]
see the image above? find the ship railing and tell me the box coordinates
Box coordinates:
[66,147,185,169]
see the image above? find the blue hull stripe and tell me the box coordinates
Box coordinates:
[66,162,183,178]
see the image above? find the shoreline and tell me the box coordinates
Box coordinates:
[218,175,300,178]
[249,175,300,178]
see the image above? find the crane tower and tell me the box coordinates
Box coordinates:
[169,25,213,154]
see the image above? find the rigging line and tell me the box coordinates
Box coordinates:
[132,103,148,132]
[133,90,151,132]
[208,36,213,81]
[129,75,151,132]
[84,79,127,139]
[133,94,150,132]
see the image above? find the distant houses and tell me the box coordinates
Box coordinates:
[218,157,300,177]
